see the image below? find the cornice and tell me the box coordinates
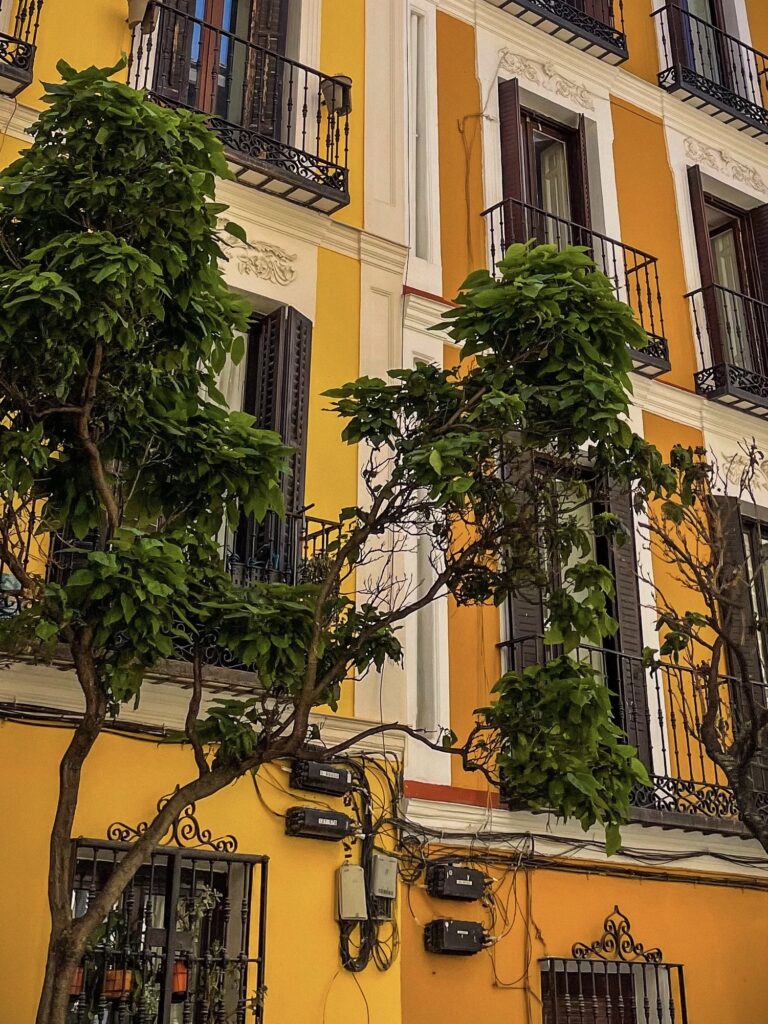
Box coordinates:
[403,795,768,878]
[403,290,453,333]
[0,96,37,143]
[359,232,409,276]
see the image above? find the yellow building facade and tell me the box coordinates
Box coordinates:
[4,1,768,1022]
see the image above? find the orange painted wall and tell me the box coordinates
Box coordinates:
[442,345,502,790]
[611,97,697,392]
[746,0,768,57]
[622,0,660,84]
[401,858,768,1024]
[436,12,486,301]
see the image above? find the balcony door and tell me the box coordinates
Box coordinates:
[688,164,768,374]
[682,0,727,86]
[498,80,591,249]
[155,0,288,135]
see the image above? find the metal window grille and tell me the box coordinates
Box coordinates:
[69,839,268,1024]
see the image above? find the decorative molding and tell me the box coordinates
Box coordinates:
[233,241,298,286]
[573,906,663,964]
[498,49,595,111]
[108,794,239,852]
[684,137,768,195]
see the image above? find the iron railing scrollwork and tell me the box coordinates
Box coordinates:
[502,635,768,830]
[688,283,768,414]
[482,197,670,375]
[128,1,352,212]
[540,907,688,1024]
[654,3,768,138]
[0,0,43,96]
[486,0,627,63]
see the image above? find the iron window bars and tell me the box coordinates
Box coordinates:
[483,0,627,64]
[541,907,688,1024]
[654,3,768,140]
[128,1,352,213]
[0,0,42,96]
[482,197,670,377]
[69,837,268,1024]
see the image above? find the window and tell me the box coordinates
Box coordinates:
[408,10,429,261]
[687,165,768,381]
[505,468,651,763]
[414,528,439,734]
[69,839,268,1023]
[540,908,688,1024]
[228,305,312,585]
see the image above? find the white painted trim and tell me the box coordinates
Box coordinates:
[406,0,444,295]
[403,796,768,877]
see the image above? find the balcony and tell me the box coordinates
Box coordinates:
[483,198,671,377]
[483,0,627,64]
[503,636,768,835]
[129,2,352,213]
[653,4,768,140]
[688,284,768,417]
[1,512,341,674]
[0,0,41,97]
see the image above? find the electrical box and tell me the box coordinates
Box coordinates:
[291,758,353,796]
[426,864,487,902]
[424,919,486,956]
[284,806,353,842]
[371,853,398,898]
[336,865,368,921]
[370,895,393,922]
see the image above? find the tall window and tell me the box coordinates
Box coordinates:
[414,528,438,734]
[409,9,429,261]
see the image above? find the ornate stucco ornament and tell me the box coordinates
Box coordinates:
[233,241,298,286]
[684,137,768,196]
[498,49,595,111]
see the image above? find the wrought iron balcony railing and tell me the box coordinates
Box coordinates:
[654,3,768,139]
[483,198,670,377]
[688,283,768,417]
[129,2,351,213]
[0,0,42,96]
[483,0,627,64]
[502,636,768,834]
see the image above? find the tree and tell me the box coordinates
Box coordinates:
[641,442,768,853]
[0,62,667,1024]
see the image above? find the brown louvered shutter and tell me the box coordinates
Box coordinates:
[574,113,592,233]
[609,484,652,766]
[688,164,725,364]
[238,306,312,581]
[154,0,198,105]
[748,203,768,300]
[504,452,545,669]
[498,78,527,249]
[245,0,289,138]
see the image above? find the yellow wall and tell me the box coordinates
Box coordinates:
[0,721,401,1024]
[746,0,768,57]
[611,97,697,392]
[622,0,660,84]
[321,0,365,230]
[436,12,486,300]
[401,858,768,1023]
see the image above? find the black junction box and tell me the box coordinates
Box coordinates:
[284,806,352,842]
[424,919,486,956]
[290,758,353,796]
[426,864,487,902]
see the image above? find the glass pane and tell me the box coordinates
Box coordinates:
[533,132,572,243]
[712,229,753,370]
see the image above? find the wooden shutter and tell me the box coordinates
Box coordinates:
[154,0,198,104]
[688,164,725,364]
[748,203,768,301]
[238,306,312,578]
[503,452,545,669]
[498,78,527,249]
[574,114,592,233]
[244,0,289,138]
[609,484,652,765]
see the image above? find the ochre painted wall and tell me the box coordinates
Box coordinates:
[746,0,768,57]
[321,0,365,230]
[611,97,697,392]
[442,344,502,790]
[622,0,661,85]
[401,857,768,1024]
[0,721,401,1024]
[436,12,486,301]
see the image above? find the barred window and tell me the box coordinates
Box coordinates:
[541,959,686,1024]
[69,839,268,1023]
